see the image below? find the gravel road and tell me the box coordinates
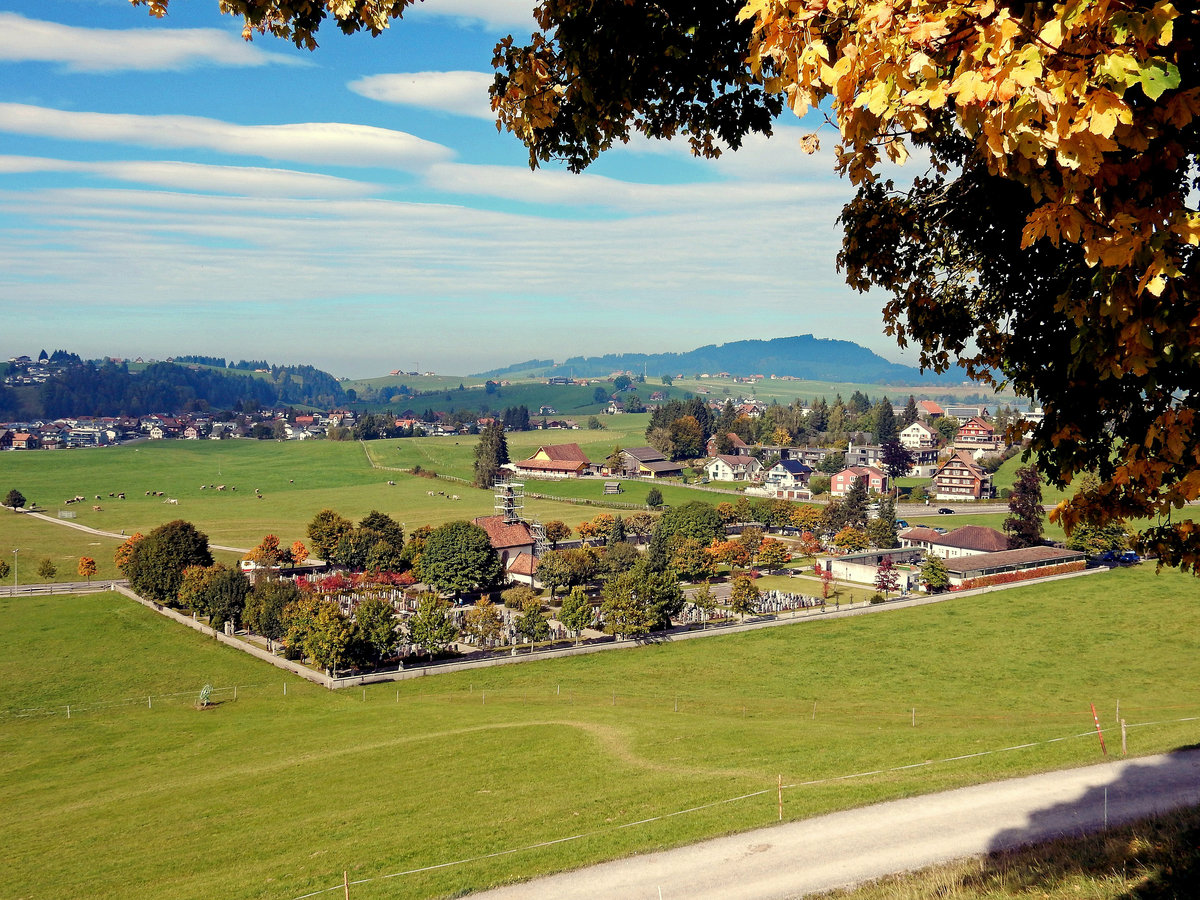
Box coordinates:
[468,748,1200,899]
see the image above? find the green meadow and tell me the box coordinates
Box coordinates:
[3,566,1198,899]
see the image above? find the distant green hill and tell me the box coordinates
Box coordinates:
[473,335,958,385]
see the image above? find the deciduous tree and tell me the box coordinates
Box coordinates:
[245,577,300,650]
[728,575,760,621]
[407,593,459,656]
[77,556,96,582]
[417,521,503,599]
[353,595,398,664]
[558,587,593,643]
[832,526,868,553]
[921,554,950,594]
[756,538,790,573]
[875,555,900,598]
[306,509,352,563]
[463,597,503,648]
[114,532,143,574]
[543,520,571,549]
[307,600,353,674]
[126,520,213,605]
[4,489,25,512]
[37,558,56,581]
[516,597,551,649]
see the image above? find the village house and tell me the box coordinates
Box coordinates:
[757,459,813,499]
[846,442,939,476]
[918,400,945,419]
[899,525,1010,559]
[704,432,752,457]
[931,451,994,500]
[899,420,939,449]
[10,431,39,450]
[704,454,764,482]
[510,443,593,479]
[617,447,685,479]
[830,465,888,496]
[944,405,991,424]
[954,416,1006,456]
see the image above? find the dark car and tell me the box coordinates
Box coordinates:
[937,507,955,514]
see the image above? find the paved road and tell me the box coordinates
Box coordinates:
[467,749,1200,899]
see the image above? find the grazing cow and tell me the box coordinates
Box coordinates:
[95,495,101,500]
[217,485,225,491]
[387,481,395,486]
[117,493,125,499]
[108,493,114,498]
[164,498,178,505]
[93,505,102,511]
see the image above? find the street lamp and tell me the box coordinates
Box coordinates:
[11,548,17,587]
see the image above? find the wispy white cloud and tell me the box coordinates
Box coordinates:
[405,0,538,31]
[0,12,302,72]
[0,155,379,198]
[424,161,848,212]
[348,71,495,120]
[0,103,453,170]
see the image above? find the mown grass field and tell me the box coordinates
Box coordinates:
[2,566,1198,899]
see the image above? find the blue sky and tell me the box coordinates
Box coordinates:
[1,0,922,378]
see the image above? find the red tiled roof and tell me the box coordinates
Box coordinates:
[472,515,534,549]
[938,525,1009,552]
[508,552,539,577]
[945,545,1085,574]
[900,526,944,543]
[530,443,590,462]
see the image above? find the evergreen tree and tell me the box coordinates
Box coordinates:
[874,398,897,444]
[841,476,870,528]
[901,395,920,429]
[807,398,829,433]
[867,496,900,549]
[1004,465,1046,549]
[473,421,510,488]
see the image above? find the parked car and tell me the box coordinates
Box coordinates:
[937,507,955,514]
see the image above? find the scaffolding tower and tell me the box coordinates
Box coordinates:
[529,520,548,556]
[494,480,524,524]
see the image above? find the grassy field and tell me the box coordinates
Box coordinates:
[3,566,1199,899]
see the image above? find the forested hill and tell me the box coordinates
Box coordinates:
[474,335,955,384]
[29,360,346,418]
